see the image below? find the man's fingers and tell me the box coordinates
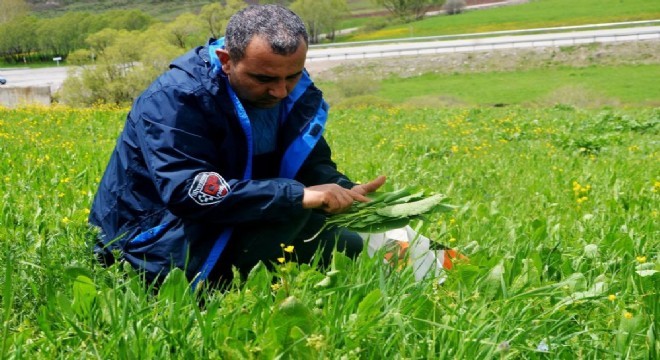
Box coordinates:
[353,175,387,195]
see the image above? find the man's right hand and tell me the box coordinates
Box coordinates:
[302,184,370,214]
[302,175,386,214]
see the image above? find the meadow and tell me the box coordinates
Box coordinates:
[0,103,657,358]
[341,0,660,41]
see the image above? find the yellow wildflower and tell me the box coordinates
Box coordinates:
[624,312,633,319]
[284,245,294,253]
[271,283,281,291]
[277,257,285,264]
[608,294,616,302]
[636,256,647,264]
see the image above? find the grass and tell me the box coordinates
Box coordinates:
[342,0,660,41]
[0,103,657,358]
[373,64,660,107]
[319,63,660,108]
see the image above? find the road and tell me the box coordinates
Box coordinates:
[1,24,658,93]
[0,66,70,93]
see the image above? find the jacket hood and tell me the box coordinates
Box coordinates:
[168,40,232,111]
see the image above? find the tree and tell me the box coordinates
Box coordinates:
[199,0,243,39]
[372,0,445,21]
[0,15,38,63]
[165,12,205,49]
[59,28,182,106]
[0,0,29,24]
[291,0,348,43]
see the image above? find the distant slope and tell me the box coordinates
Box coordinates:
[27,0,222,20]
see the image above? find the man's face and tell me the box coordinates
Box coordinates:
[217,36,307,109]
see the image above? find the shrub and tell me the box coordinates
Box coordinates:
[444,0,466,15]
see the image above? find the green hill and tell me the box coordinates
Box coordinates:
[26,0,384,21]
[27,0,217,20]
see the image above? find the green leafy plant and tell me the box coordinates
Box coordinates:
[308,188,456,240]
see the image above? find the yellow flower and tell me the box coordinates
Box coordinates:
[271,283,281,291]
[636,256,647,264]
[608,294,616,302]
[449,237,457,243]
[284,245,294,253]
[277,257,285,264]
[624,312,633,319]
[62,217,71,224]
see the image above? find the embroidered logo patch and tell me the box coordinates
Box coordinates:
[189,172,231,205]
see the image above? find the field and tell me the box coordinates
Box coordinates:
[342,0,660,41]
[0,103,657,358]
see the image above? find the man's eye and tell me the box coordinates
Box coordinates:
[255,76,273,83]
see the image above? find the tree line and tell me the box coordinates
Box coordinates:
[1,0,454,106]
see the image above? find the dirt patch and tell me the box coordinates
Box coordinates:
[306,40,660,81]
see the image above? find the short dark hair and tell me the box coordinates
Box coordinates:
[224,5,309,62]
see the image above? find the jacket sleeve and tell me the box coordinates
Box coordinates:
[295,135,355,189]
[133,82,308,225]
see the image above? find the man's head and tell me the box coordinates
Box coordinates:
[216,5,309,108]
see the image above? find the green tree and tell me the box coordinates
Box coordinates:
[199,0,243,39]
[259,0,294,5]
[59,27,182,106]
[0,15,38,63]
[35,12,100,59]
[165,12,205,49]
[103,9,154,31]
[0,0,29,24]
[372,0,445,21]
[290,0,348,43]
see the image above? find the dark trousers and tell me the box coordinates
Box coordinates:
[207,210,363,287]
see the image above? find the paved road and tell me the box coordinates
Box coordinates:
[307,25,660,61]
[0,66,70,92]
[1,25,658,93]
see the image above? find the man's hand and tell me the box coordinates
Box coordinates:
[351,175,386,196]
[302,175,386,214]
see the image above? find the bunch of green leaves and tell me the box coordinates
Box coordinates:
[309,188,456,240]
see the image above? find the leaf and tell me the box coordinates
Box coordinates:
[270,296,314,344]
[71,275,96,317]
[635,269,658,277]
[355,289,383,327]
[348,217,410,233]
[376,194,448,218]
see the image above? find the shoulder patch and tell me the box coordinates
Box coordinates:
[189,172,231,206]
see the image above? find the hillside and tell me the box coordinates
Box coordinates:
[27,0,220,20]
[28,0,377,20]
[25,0,500,21]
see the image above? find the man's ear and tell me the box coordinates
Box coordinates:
[215,49,231,73]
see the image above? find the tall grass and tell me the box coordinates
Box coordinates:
[0,104,657,358]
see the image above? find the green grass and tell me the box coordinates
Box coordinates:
[366,64,660,107]
[342,0,660,41]
[0,104,658,358]
[316,59,660,108]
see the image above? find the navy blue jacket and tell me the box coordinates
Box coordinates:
[89,40,354,282]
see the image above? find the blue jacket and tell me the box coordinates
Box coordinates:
[89,39,354,283]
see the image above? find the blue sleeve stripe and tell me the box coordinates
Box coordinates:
[191,228,234,291]
[128,221,172,246]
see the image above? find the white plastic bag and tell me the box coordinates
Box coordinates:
[358,225,460,283]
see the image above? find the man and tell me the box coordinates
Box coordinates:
[89,4,385,288]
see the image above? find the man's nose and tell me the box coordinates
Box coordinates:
[269,80,288,99]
